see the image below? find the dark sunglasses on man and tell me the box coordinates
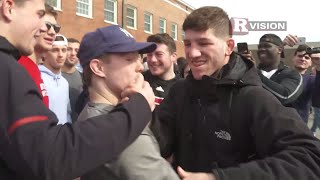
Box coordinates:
[45,21,61,33]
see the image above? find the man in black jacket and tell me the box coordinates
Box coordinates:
[257,34,303,106]
[156,6,320,180]
[0,0,155,179]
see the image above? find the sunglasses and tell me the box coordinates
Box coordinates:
[45,21,61,33]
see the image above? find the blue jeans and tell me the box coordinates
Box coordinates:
[311,107,320,132]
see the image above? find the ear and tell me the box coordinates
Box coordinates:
[1,0,15,21]
[278,46,283,55]
[170,52,178,63]
[89,59,107,78]
[225,38,235,56]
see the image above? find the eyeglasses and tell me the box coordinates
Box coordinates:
[45,21,61,33]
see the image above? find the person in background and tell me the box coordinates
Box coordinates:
[62,38,83,122]
[39,34,72,124]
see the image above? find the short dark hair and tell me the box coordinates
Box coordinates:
[294,44,310,55]
[67,38,80,44]
[183,6,231,38]
[45,3,58,19]
[147,33,176,54]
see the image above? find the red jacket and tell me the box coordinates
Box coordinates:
[18,56,49,107]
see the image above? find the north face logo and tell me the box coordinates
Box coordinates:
[215,130,231,141]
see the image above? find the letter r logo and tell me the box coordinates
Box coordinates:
[230,17,249,35]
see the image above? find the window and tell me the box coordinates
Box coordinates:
[76,0,92,18]
[104,0,117,24]
[171,23,177,40]
[126,5,137,29]
[144,12,153,33]
[46,0,61,10]
[159,18,166,33]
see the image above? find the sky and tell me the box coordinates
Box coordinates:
[182,0,319,45]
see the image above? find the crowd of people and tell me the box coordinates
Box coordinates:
[1,1,320,180]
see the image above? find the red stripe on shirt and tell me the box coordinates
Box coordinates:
[8,116,48,135]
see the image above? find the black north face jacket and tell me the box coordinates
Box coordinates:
[156,53,320,180]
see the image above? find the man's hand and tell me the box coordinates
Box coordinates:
[121,73,156,111]
[239,51,256,65]
[283,34,299,47]
[177,166,216,180]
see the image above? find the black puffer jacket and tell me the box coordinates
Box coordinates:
[156,53,320,180]
[258,61,303,106]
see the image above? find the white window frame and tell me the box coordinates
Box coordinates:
[76,0,93,19]
[159,18,166,33]
[144,12,153,34]
[104,0,117,24]
[126,5,137,30]
[171,23,178,41]
[46,0,61,11]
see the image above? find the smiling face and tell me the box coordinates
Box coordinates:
[293,51,312,72]
[146,43,175,80]
[34,14,58,52]
[65,42,80,67]
[257,42,282,66]
[8,0,46,55]
[183,29,234,80]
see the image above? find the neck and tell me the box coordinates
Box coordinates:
[44,64,61,74]
[159,65,176,80]
[32,50,46,64]
[88,82,119,106]
[261,61,280,72]
[62,65,77,74]
[295,67,307,74]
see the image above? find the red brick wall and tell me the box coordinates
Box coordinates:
[56,0,191,58]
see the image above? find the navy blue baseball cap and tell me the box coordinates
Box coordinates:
[78,25,157,67]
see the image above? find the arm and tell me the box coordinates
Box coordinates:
[151,82,180,158]
[258,69,303,105]
[213,87,320,180]
[1,63,152,180]
[112,127,180,180]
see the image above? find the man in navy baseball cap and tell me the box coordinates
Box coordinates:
[78,25,157,67]
[76,26,178,179]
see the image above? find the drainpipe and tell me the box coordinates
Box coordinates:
[122,0,126,28]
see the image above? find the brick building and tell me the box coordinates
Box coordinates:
[46,0,194,57]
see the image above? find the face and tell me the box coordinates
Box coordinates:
[311,53,320,67]
[43,45,67,72]
[257,42,281,66]
[35,14,58,51]
[65,42,80,67]
[292,51,312,71]
[9,0,46,55]
[183,29,234,80]
[146,43,175,79]
[100,52,144,98]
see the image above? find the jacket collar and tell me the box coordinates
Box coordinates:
[0,36,21,60]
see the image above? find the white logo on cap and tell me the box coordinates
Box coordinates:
[119,27,134,38]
